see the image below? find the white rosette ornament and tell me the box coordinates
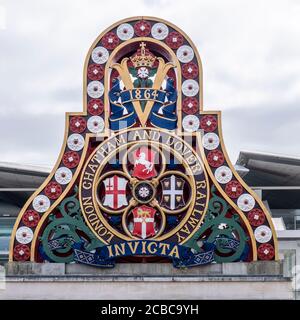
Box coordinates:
[67,134,85,151]
[33,195,51,213]
[202,132,220,150]
[182,115,200,132]
[254,225,272,243]
[117,23,134,40]
[177,45,194,63]
[55,167,73,185]
[182,80,199,97]
[237,194,255,212]
[87,81,104,98]
[214,166,233,184]
[151,23,169,40]
[16,226,34,244]
[87,116,105,133]
[91,46,109,64]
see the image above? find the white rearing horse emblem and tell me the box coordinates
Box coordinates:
[134,152,154,174]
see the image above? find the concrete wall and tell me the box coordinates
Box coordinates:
[0,262,294,300]
[0,276,292,300]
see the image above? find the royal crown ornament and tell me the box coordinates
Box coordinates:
[130,42,156,68]
[10,17,278,267]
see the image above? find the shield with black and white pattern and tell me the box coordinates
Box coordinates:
[160,175,185,210]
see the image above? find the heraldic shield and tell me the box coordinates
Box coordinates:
[10,17,278,267]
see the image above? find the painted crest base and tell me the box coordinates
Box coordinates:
[1,262,293,300]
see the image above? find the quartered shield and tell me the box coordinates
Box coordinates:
[160,175,185,210]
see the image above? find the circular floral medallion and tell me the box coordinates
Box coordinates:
[257,243,275,260]
[67,134,85,151]
[134,20,151,37]
[182,97,198,114]
[91,46,109,64]
[207,150,225,167]
[237,193,255,212]
[32,195,50,213]
[137,67,149,79]
[87,99,104,116]
[22,210,40,228]
[202,132,220,150]
[13,244,30,261]
[70,116,86,133]
[247,208,266,227]
[165,31,184,49]
[225,180,243,198]
[16,226,33,244]
[254,225,272,243]
[87,81,104,98]
[177,45,194,63]
[214,166,233,184]
[63,151,80,169]
[133,181,155,204]
[55,167,73,185]
[182,115,200,132]
[101,32,119,50]
[200,115,218,132]
[87,64,104,81]
[151,23,169,40]
[182,79,199,97]
[44,181,63,200]
[182,62,199,79]
[87,116,105,133]
[117,23,134,40]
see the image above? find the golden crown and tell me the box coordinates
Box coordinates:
[130,42,156,68]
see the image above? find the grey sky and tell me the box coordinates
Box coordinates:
[0,0,300,166]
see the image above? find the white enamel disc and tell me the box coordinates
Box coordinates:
[151,23,169,40]
[117,23,134,40]
[91,46,109,64]
[237,193,255,212]
[87,81,104,98]
[16,226,34,244]
[87,116,105,133]
[202,132,220,150]
[67,134,85,151]
[214,166,233,184]
[177,45,194,63]
[182,79,199,97]
[55,167,73,185]
[182,115,200,132]
[33,195,50,213]
[254,225,272,243]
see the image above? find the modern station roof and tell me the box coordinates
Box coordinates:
[0,162,50,189]
[0,162,50,217]
[236,150,300,187]
[236,151,300,213]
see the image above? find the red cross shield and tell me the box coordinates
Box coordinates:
[132,205,156,239]
[132,146,157,180]
[102,175,128,209]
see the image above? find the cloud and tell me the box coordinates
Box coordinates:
[0,112,65,166]
[0,0,300,166]
[222,102,300,162]
[0,4,5,29]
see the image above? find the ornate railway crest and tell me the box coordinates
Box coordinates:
[10,17,278,267]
